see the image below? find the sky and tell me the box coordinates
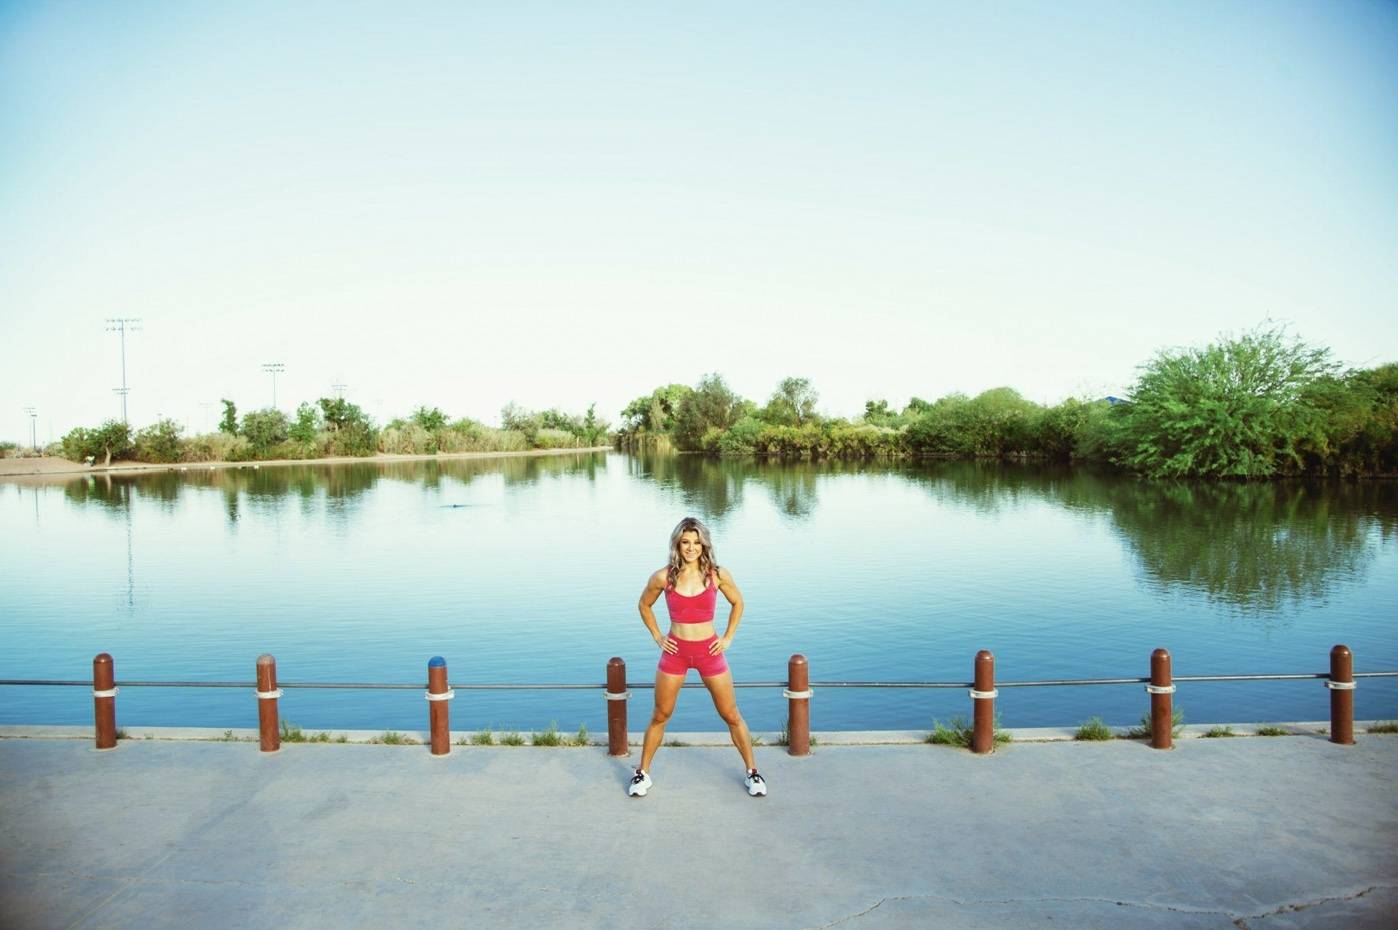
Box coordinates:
[2,0,1396,443]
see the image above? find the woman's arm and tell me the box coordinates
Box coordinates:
[639,569,678,654]
[709,566,745,654]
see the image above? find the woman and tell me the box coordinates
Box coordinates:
[630,516,765,798]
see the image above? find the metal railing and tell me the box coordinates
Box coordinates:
[4,646,1393,757]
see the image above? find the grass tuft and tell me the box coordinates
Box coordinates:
[1074,717,1114,741]
[1124,707,1185,740]
[374,731,414,745]
[1368,721,1398,734]
[927,714,1012,747]
[1254,725,1289,736]
[532,722,563,746]
[570,723,589,747]
[114,729,129,740]
[499,731,525,746]
[1202,725,1238,738]
[776,722,817,747]
[664,739,690,747]
[471,729,495,746]
[279,718,305,743]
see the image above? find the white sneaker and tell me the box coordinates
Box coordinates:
[628,769,652,797]
[745,769,767,797]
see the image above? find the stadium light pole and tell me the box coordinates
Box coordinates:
[105,318,142,424]
[262,363,285,410]
[24,406,37,452]
[332,382,347,400]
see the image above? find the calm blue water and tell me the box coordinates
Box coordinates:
[3,453,1396,733]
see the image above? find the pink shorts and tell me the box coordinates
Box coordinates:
[658,636,730,678]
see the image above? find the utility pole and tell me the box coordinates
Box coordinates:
[105,318,142,425]
[332,382,347,400]
[262,363,285,410]
[23,406,37,452]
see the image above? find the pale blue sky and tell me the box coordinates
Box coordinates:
[2,0,1396,441]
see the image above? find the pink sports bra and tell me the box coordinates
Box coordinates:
[665,572,718,623]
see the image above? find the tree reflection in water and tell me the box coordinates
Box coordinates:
[49,453,1397,614]
[902,460,1397,613]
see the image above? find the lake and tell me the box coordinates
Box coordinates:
[3,452,1395,733]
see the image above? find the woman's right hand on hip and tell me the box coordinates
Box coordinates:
[655,633,679,654]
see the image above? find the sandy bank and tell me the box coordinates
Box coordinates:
[0,446,612,483]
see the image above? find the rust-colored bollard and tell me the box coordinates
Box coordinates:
[427,656,454,756]
[606,658,629,755]
[1328,644,1355,746]
[785,654,811,757]
[255,654,282,753]
[93,653,118,750]
[1148,648,1175,750]
[971,650,997,754]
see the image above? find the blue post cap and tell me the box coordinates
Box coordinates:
[428,656,446,668]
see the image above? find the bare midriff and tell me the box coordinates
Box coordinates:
[669,620,717,642]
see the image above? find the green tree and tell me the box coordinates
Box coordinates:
[500,401,538,443]
[219,399,238,435]
[289,402,322,445]
[61,420,133,466]
[241,408,290,453]
[673,373,744,451]
[620,384,693,433]
[761,377,820,427]
[317,397,377,455]
[411,406,447,432]
[1113,326,1336,478]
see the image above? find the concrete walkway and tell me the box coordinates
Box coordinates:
[2,735,1395,929]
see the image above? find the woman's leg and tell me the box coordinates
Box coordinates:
[639,670,685,772]
[701,670,756,771]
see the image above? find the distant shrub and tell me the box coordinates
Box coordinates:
[533,428,576,449]
[134,418,184,463]
[241,409,290,453]
[1113,327,1336,478]
[182,432,252,462]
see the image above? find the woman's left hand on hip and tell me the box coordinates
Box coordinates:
[708,636,732,656]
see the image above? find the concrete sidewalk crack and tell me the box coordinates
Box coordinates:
[807,885,1398,929]
[1233,884,1390,928]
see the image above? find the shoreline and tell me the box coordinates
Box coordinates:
[0,445,613,484]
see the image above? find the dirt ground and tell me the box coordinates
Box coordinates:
[0,446,611,482]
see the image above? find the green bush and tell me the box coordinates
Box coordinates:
[716,415,764,455]
[133,418,184,463]
[1113,327,1336,478]
[182,432,251,462]
[533,428,577,449]
[825,422,903,457]
[241,409,290,454]
[318,397,378,456]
